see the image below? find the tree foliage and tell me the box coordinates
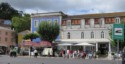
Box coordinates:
[23,33,39,41]
[109,26,125,50]
[37,21,60,43]
[12,14,31,33]
[0,2,20,20]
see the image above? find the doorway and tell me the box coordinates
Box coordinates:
[98,43,108,55]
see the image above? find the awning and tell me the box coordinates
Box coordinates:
[58,43,73,46]
[60,39,110,43]
[75,42,95,46]
[21,40,52,47]
[21,40,32,46]
[40,41,52,47]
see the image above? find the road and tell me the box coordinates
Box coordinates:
[0,55,122,64]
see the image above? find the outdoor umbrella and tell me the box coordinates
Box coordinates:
[58,43,73,50]
[75,42,95,52]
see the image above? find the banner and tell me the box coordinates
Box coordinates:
[112,24,124,40]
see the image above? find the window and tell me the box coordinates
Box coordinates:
[115,17,120,24]
[48,19,51,22]
[5,32,8,35]
[48,20,51,24]
[62,20,66,26]
[94,18,99,24]
[105,18,114,24]
[85,19,90,25]
[11,38,13,42]
[5,38,7,42]
[91,32,94,38]
[67,20,71,28]
[81,32,84,39]
[71,19,80,25]
[101,31,104,38]
[54,19,58,23]
[67,32,70,39]
[34,20,39,27]
[11,32,14,36]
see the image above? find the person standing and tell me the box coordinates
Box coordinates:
[34,49,38,58]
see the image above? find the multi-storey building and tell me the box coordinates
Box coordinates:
[60,12,125,55]
[0,19,15,54]
[31,12,66,41]
[0,26,15,47]
[31,12,125,56]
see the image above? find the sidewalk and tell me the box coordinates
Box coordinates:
[18,55,122,61]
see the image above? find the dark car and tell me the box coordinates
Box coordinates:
[22,50,29,56]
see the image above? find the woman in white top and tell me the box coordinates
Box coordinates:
[34,49,38,58]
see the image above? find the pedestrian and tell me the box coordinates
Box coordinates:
[34,49,38,58]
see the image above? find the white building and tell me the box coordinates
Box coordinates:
[60,12,125,56]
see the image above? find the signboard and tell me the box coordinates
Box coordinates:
[112,24,124,40]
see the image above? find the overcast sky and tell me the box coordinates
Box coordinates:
[1,0,125,15]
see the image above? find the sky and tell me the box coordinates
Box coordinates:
[1,0,125,15]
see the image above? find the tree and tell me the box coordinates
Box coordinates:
[109,26,125,50]
[0,2,20,20]
[12,14,31,33]
[23,33,39,41]
[37,21,60,43]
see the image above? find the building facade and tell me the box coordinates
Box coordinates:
[31,12,125,56]
[60,12,125,55]
[18,30,31,44]
[0,26,15,47]
[31,12,66,41]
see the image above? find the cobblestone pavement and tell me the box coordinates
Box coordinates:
[0,55,122,64]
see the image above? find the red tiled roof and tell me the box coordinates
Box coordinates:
[63,12,125,20]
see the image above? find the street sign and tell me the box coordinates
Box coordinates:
[112,24,124,40]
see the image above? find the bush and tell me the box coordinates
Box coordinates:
[111,52,115,56]
[96,51,100,55]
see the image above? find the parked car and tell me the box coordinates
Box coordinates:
[21,49,29,56]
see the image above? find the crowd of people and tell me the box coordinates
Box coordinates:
[59,49,94,59]
[1,45,94,59]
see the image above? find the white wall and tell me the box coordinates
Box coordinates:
[61,17,113,40]
[62,28,109,39]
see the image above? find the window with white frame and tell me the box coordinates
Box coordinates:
[48,19,51,24]
[81,32,84,39]
[91,31,94,38]
[101,31,104,38]
[67,32,70,39]
[34,20,39,27]
[54,19,58,23]
[67,20,71,28]
[115,17,120,24]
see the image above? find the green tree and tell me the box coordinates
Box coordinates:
[109,25,125,50]
[37,21,60,43]
[0,2,20,20]
[12,14,31,33]
[23,33,39,41]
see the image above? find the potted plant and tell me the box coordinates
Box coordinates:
[111,52,115,56]
[95,51,100,58]
[111,52,115,60]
